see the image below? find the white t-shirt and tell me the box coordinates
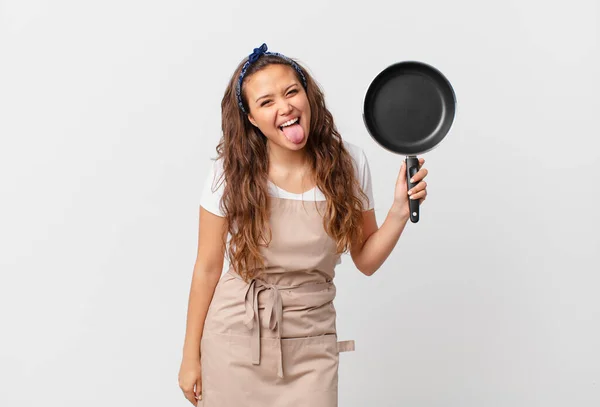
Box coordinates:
[200,140,374,217]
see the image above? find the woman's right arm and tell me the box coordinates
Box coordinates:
[179,206,227,404]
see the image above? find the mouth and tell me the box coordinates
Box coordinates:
[278,116,300,131]
[278,116,305,144]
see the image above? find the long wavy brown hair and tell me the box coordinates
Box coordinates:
[212,53,370,282]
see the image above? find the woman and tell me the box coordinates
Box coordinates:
[178,43,428,406]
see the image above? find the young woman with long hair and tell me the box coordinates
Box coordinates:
[178,43,428,406]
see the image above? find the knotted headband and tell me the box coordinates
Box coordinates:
[236,43,308,114]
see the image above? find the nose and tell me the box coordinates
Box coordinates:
[277,99,293,115]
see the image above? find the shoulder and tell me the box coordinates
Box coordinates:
[200,157,226,217]
[342,139,369,172]
[210,157,225,184]
[341,139,374,210]
[342,139,365,160]
[203,156,226,195]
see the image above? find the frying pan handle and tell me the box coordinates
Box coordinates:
[406,156,420,223]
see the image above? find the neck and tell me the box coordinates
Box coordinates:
[266,140,309,171]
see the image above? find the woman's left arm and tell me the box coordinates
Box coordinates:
[350,158,428,276]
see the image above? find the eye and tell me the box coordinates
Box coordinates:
[260,99,272,107]
[287,89,298,96]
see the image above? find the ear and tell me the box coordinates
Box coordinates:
[247,113,258,127]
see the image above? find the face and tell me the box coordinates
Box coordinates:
[244,64,311,151]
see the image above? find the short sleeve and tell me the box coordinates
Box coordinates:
[199,159,225,217]
[357,149,375,210]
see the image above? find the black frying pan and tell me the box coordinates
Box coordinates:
[363,61,456,223]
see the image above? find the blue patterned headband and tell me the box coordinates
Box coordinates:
[236,43,308,114]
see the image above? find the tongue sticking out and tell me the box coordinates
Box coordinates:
[281,123,305,144]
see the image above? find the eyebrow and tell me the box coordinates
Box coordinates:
[255,84,298,103]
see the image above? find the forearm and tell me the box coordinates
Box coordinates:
[358,204,410,276]
[181,266,221,361]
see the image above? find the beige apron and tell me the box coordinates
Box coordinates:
[199,197,354,406]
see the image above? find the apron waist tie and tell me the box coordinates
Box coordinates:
[243,279,284,378]
[235,273,336,379]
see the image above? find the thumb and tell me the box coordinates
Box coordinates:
[396,160,406,185]
[195,379,203,400]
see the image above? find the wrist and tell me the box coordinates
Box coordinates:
[182,353,201,364]
[183,345,201,362]
[389,202,410,221]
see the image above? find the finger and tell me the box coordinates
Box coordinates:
[408,181,427,196]
[195,379,203,400]
[409,189,427,200]
[418,158,425,169]
[419,196,427,205]
[409,168,428,184]
[182,389,197,405]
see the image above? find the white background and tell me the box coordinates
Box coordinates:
[1,0,599,406]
